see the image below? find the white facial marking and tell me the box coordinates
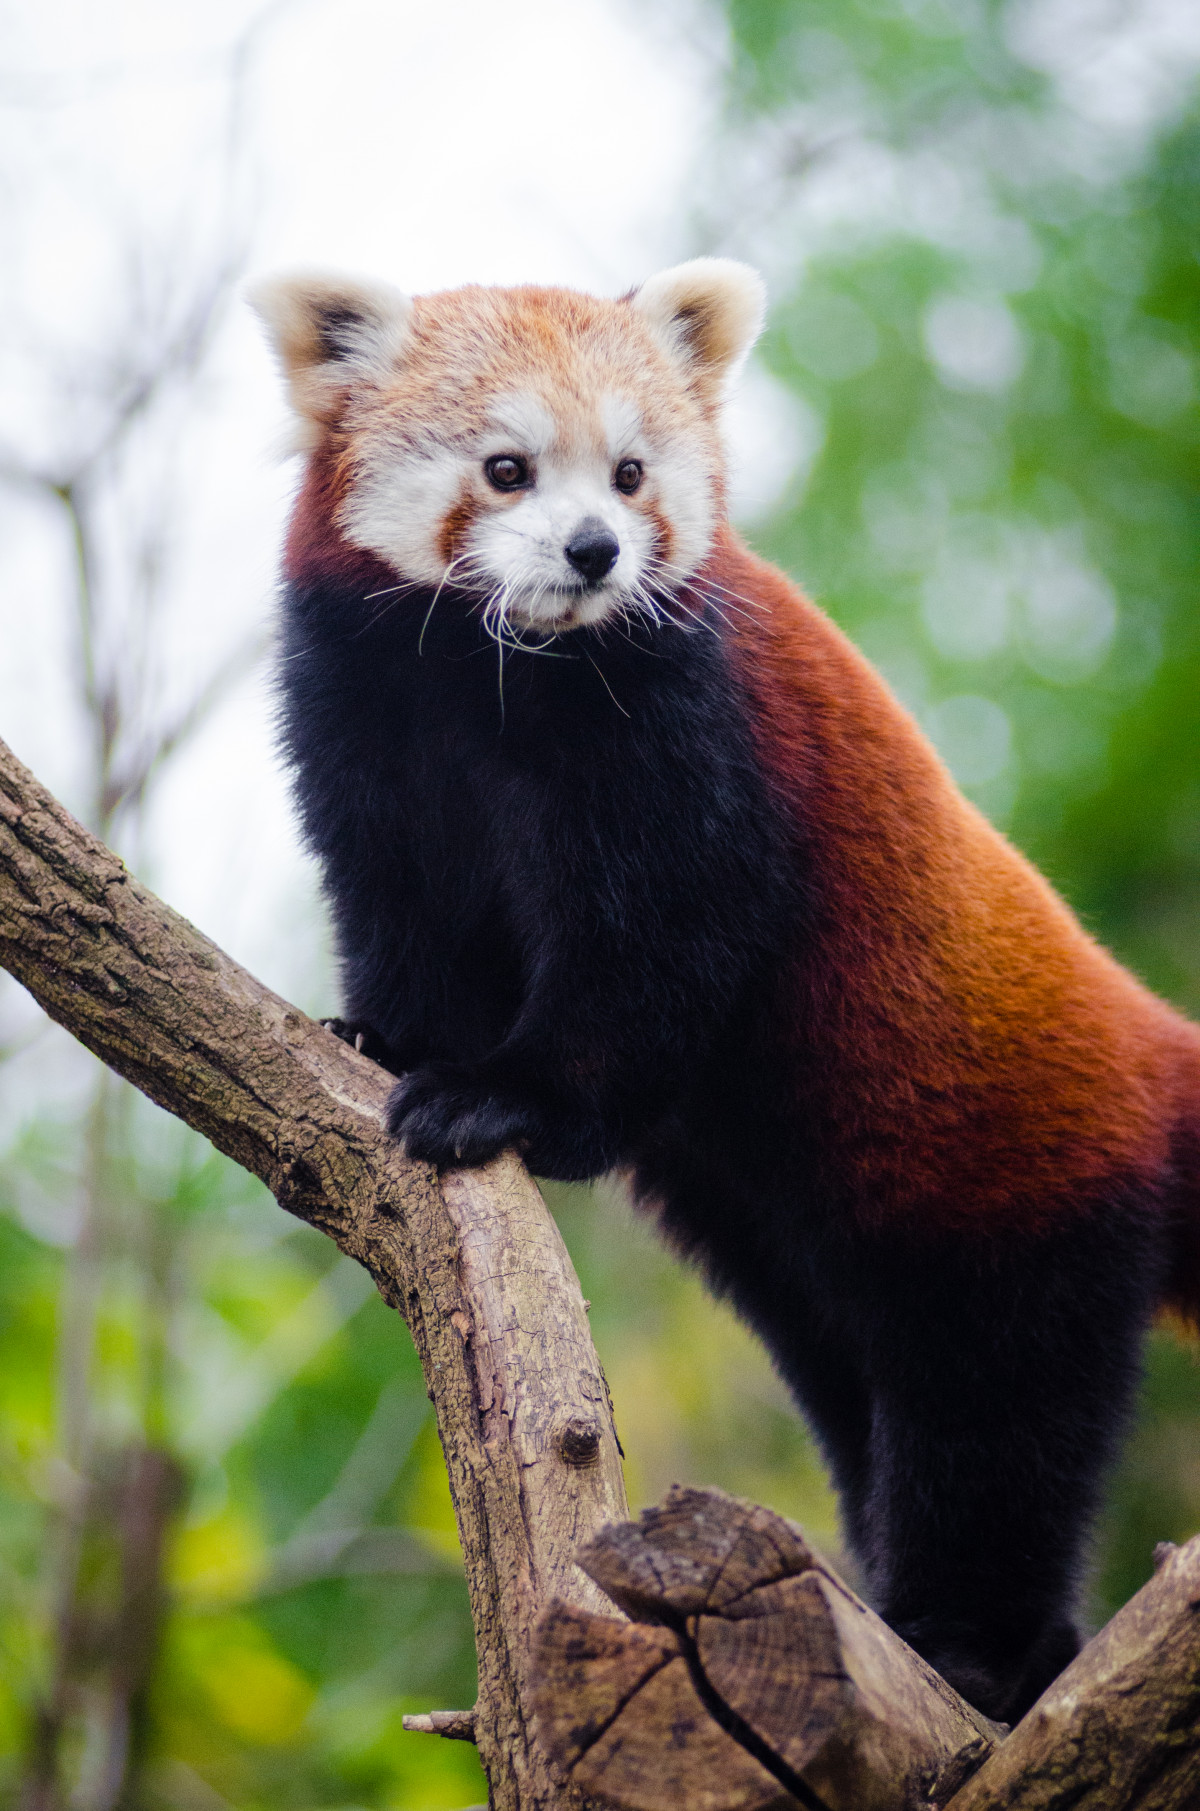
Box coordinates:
[342,391,720,634]
[486,390,555,458]
[342,439,464,586]
[468,444,656,631]
[602,393,643,460]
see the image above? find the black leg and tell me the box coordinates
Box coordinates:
[773,1321,875,1559]
[846,1203,1162,1721]
[861,1391,1088,1719]
[653,1166,877,1558]
[642,1145,879,1555]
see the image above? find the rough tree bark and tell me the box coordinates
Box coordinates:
[0,732,628,1811]
[531,1486,1004,1811]
[946,1536,1200,1811]
[531,1490,1200,1811]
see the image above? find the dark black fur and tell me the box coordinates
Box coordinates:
[281,572,795,1172]
[279,568,1163,1722]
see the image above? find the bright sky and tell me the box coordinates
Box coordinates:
[0,0,797,1138]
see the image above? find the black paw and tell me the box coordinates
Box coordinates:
[386,1064,541,1171]
[385,1064,617,1178]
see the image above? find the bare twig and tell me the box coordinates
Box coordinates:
[402,1710,479,1742]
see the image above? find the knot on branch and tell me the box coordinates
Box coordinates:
[270,1152,327,1218]
[557,1414,603,1467]
[530,1486,998,1811]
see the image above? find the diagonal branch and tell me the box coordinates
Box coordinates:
[0,731,628,1811]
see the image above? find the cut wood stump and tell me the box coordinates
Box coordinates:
[531,1487,1200,1811]
[530,1486,1002,1811]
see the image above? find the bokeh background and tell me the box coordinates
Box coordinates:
[1,1,1198,1805]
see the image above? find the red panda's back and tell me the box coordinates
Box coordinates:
[714,527,1200,1243]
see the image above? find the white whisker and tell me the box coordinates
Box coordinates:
[586,653,631,718]
[417,550,479,654]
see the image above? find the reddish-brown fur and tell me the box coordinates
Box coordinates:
[345,284,719,462]
[436,486,480,568]
[715,528,1200,1294]
[285,442,379,589]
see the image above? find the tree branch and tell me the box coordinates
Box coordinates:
[531,1487,1003,1811]
[0,731,628,1811]
[532,1488,1200,1811]
[944,1535,1200,1811]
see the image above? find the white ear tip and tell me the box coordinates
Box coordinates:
[634,257,767,382]
[637,254,764,309]
[244,272,283,314]
[246,270,412,424]
[246,267,406,328]
[246,267,341,322]
[702,256,767,346]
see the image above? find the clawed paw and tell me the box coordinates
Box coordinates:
[386,1065,538,1171]
[386,1066,618,1181]
[321,1018,420,1076]
[322,1017,388,1061]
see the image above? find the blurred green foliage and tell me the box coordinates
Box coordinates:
[1,3,1198,1806]
[720,0,1200,1007]
[710,0,1200,1620]
[0,1101,834,1811]
[0,1103,486,1809]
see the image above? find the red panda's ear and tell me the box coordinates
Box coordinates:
[632,258,766,399]
[247,271,411,428]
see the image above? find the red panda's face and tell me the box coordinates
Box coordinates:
[251,262,765,635]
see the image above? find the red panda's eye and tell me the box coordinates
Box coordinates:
[485,454,530,491]
[614,459,643,495]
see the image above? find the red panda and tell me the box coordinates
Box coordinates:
[251,260,1200,1722]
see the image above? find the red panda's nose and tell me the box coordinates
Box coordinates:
[565,519,620,586]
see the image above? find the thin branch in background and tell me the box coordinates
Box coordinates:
[99,627,271,828]
[0,8,303,1805]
